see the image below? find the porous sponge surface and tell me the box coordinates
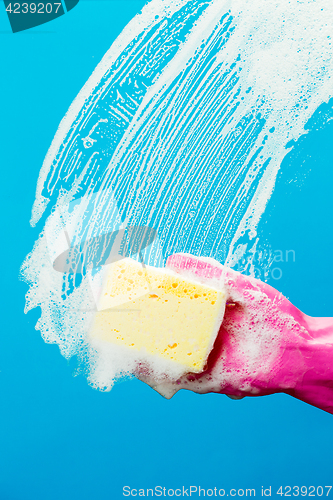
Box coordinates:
[91,259,226,373]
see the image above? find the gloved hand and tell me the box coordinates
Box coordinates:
[140,253,333,415]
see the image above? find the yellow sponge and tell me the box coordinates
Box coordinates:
[90,258,226,373]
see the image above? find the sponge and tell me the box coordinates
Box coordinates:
[90,258,226,373]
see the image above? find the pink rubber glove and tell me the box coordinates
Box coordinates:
[148,253,333,415]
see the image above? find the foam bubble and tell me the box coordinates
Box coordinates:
[21,0,333,391]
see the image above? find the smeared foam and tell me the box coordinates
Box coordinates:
[21,0,333,391]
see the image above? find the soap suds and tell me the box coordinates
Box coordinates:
[21,0,333,390]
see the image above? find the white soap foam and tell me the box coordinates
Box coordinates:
[21,0,333,391]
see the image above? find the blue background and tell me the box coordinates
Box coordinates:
[0,2,332,499]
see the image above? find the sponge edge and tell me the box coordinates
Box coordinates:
[89,258,226,377]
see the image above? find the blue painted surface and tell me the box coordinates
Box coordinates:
[0,2,332,499]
